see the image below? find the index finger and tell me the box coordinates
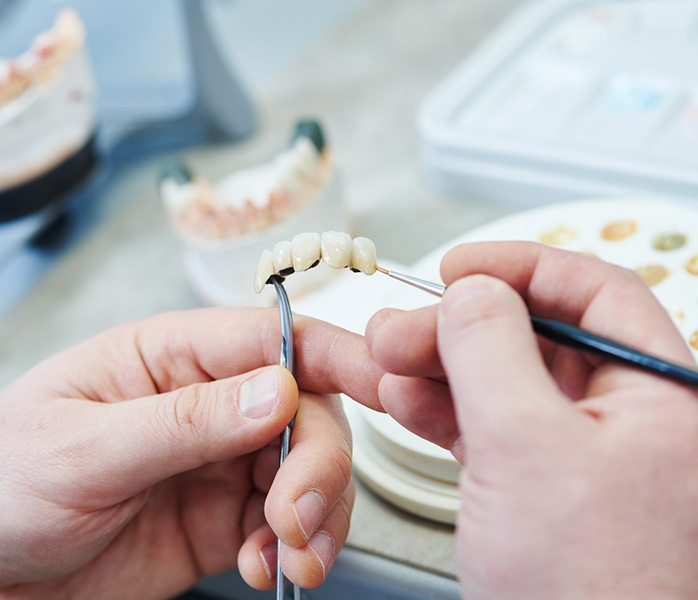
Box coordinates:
[29,308,384,411]
[139,308,385,410]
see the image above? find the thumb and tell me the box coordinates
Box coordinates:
[92,365,297,497]
[437,275,563,448]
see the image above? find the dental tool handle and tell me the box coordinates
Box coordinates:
[530,317,698,386]
[270,277,303,600]
[382,268,698,388]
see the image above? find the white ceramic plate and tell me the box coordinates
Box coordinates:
[405,199,698,361]
[344,399,460,525]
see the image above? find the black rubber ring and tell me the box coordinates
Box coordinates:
[0,133,98,223]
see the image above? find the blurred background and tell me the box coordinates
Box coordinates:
[1,1,697,598]
[0,0,521,375]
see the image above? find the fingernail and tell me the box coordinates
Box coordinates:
[259,543,277,581]
[441,275,498,318]
[294,490,326,540]
[239,368,279,419]
[308,531,335,578]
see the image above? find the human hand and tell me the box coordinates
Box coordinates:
[366,242,698,599]
[0,308,382,599]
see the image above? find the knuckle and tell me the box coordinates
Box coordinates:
[335,489,354,536]
[326,445,353,488]
[161,382,215,445]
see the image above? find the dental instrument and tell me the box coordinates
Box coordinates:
[375,266,698,388]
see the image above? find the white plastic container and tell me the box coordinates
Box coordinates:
[419,0,698,204]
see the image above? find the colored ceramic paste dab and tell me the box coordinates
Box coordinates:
[601,220,637,241]
[685,255,698,276]
[669,309,686,324]
[653,232,687,252]
[635,264,669,287]
[690,330,698,352]
[538,226,577,246]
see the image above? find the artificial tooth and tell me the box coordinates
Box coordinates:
[321,231,352,269]
[291,232,321,272]
[351,237,377,275]
[272,240,294,275]
[254,249,275,293]
[292,137,320,178]
[275,153,304,194]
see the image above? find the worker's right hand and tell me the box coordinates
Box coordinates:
[367,242,698,599]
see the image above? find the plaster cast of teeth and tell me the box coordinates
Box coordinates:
[275,138,321,191]
[291,232,322,272]
[275,153,305,194]
[254,249,275,294]
[272,240,294,275]
[351,236,377,275]
[321,231,352,269]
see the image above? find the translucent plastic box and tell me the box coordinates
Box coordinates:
[419,0,698,204]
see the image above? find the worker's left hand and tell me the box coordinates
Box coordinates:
[0,308,382,599]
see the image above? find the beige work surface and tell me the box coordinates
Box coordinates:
[0,0,520,580]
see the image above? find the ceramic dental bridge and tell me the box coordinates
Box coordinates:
[255,231,378,293]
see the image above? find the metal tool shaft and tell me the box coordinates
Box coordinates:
[384,270,445,297]
[270,277,302,600]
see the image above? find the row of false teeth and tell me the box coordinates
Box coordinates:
[255,231,377,293]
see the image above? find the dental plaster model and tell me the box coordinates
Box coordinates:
[0,9,84,107]
[160,120,333,240]
[0,9,95,193]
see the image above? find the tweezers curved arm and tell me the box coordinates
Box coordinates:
[272,276,295,373]
[270,276,301,600]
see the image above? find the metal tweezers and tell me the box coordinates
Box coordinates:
[270,276,302,600]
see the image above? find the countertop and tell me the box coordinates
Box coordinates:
[0,0,520,584]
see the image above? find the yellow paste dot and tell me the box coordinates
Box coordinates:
[635,264,669,287]
[686,255,698,276]
[538,226,577,246]
[601,220,637,241]
[669,309,686,324]
[690,330,698,352]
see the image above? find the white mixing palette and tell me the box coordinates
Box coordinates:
[408,200,698,358]
[297,199,698,525]
[420,0,698,203]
